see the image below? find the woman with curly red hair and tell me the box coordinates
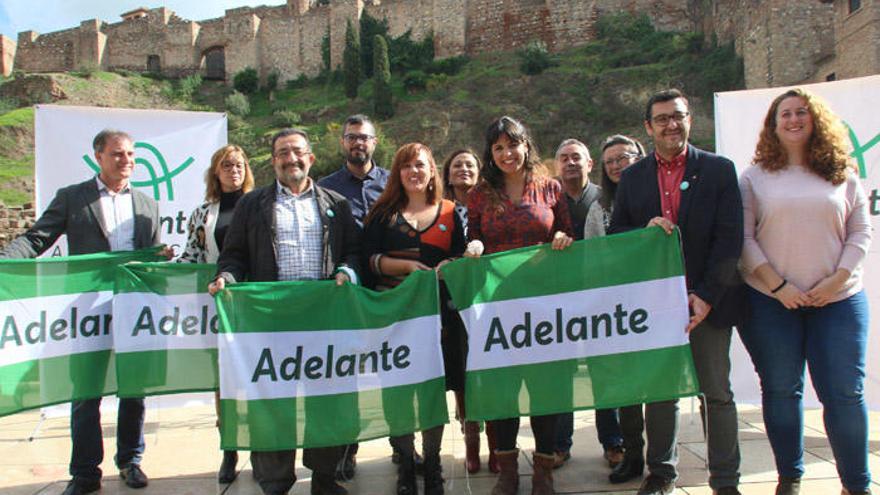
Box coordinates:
[738,88,872,495]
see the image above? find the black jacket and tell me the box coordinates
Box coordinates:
[609,145,745,327]
[216,182,361,283]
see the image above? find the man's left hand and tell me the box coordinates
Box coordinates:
[335,271,351,286]
[686,293,711,333]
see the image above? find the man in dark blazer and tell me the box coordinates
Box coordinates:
[209,128,361,495]
[609,89,744,495]
[0,129,162,495]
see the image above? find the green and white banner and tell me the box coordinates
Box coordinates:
[0,249,163,417]
[215,270,448,451]
[113,262,219,397]
[441,228,699,421]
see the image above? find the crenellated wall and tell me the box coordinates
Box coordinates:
[6,0,873,90]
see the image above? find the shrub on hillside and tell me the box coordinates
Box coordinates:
[427,55,469,76]
[518,41,557,75]
[403,70,427,92]
[178,74,202,100]
[233,68,259,94]
[225,91,251,116]
[265,71,280,92]
[272,109,301,127]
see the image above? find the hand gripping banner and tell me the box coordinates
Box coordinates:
[0,248,164,417]
[440,228,700,421]
[215,270,448,451]
[113,262,220,397]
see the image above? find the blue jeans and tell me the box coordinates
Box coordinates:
[554,409,622,453]
[69,397,145,481]
[739,288,871,492]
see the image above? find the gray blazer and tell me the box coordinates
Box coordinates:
[0,178,160,258]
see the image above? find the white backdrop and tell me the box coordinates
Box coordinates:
[34,105,227,258]
[715,75,880,410]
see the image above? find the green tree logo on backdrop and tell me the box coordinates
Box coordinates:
[846,122,880,179]
[82,142,194,201]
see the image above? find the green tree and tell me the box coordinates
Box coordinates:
[343,20,360,99]
[373,35,393,118]
[360,12,389,78]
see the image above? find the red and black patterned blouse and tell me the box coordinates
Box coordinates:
[466,177,573,255]
[364,199,466,290]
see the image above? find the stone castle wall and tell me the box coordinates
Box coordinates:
[4,0,875,90]
[0,35,16,77]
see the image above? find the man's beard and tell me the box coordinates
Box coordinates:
[345,149,370,166]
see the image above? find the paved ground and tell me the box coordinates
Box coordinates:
[1,394,878,494]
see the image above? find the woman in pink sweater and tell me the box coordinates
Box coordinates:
[738,88,872,495]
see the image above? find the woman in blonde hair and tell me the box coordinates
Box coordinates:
[179,144,255,483]
[738,88,871,495]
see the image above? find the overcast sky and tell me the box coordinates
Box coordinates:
[0,1,284,40]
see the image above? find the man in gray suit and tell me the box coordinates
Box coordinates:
[0,129,162,495]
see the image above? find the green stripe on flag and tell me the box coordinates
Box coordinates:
[0,351,116,417]
[0,248,164,301]
[464,346,699,421]
[441,227,684,309]
[219,377,448,450]
[115,262,218,295]
[116,349,218,398]
[217,269,438,333]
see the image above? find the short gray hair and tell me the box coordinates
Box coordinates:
[93,129,133,153]
[555,138,590,159]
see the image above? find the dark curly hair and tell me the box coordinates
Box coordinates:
[477,116,548,213]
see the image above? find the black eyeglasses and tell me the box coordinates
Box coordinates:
[651,112,689,126]
[343,133,375,144]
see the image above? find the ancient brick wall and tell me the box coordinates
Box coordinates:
[15,29,79,73]
[825,0,880,82]
[0,202,35,249]
[0,35,15,77]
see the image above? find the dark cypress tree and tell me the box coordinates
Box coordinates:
[343,20,360,99]
[373,34,393,118]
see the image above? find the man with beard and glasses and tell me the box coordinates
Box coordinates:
[210,128,361,495]
[318,114,389,227]
[317,115,400,481]
[609,89,744,495]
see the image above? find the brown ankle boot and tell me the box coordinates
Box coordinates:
[531,453,555,495]
[486,421,500,474]
[491,449,519,495]
[464,421,481,473]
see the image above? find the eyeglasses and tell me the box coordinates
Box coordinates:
[603,153,639,167]
[343,133,375,144]
[651,112,689,126]
[220,161,245,171]
[274,147,311,158]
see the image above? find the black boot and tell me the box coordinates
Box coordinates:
[423,453,444,495]
[397,453,417,495]
[218,450,238,483]
[609,455,644,484]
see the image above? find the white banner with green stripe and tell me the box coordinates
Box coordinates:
[215,270,448,451]
[113,262,219,397]
[0,248,164,417]
[441,227,699,421]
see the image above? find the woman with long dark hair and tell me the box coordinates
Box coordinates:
[739,88,872,495]
[364,143,466,495]
[179,144,255,484]
[465,116,573,495]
